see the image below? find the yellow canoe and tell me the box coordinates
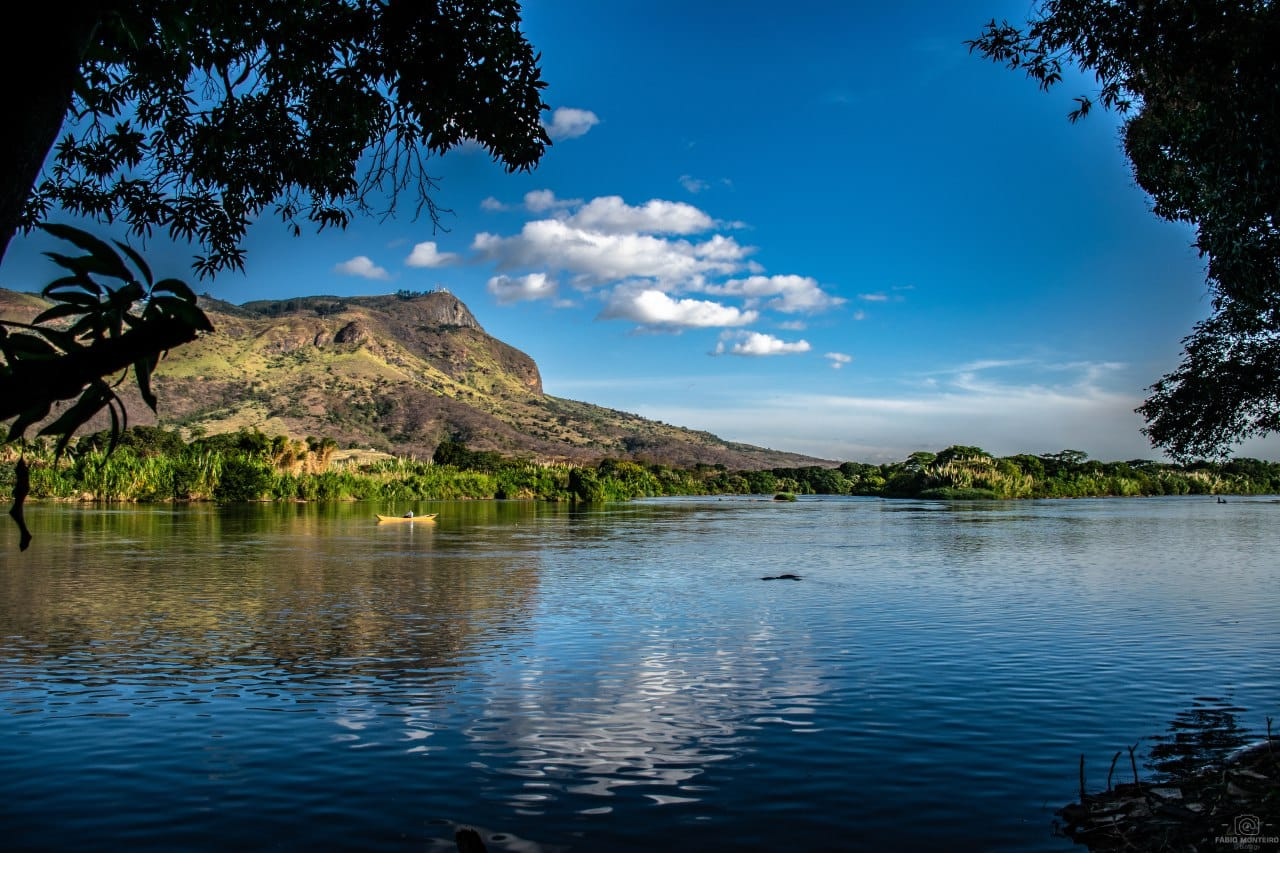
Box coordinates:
[375,513,438,523]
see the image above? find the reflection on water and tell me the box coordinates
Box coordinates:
[465,618,826,812]
[1146,697,1259,780]
[1,496,1279,851]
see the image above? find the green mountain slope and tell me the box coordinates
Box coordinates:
[1,288,830,470]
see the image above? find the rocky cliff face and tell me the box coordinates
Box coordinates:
[399,290,482,330]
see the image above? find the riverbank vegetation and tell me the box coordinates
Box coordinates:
[3,429,1279,505]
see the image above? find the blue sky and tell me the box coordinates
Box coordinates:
[3,0,1274,463]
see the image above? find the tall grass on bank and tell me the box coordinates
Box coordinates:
[4,428,1280,504]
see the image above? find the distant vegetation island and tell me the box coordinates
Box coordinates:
[4,429,1278,504]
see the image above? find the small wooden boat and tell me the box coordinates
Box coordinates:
[375,513,438,523]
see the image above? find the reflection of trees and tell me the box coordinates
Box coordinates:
[1145,696,1256,780]
[0,503,541,682]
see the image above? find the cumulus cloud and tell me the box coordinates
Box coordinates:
[544,107,600,140]
[334,255,389,280]
[523,189,583,214]
[480,196,508,212]
[826,352,853,369]
[404,241,458,268]
[467,192,841,333]
[600,288,757,329]
[473,221,753,286]
[569,195,716,235]
[487,272,558,305]
[711,274,844,313]
[715,330,812,357]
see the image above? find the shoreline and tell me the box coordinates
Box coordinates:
[1057,739,1279,852]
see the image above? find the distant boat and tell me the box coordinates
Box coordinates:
[376,513,438,523]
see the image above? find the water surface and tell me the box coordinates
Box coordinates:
[1,496,1277,851]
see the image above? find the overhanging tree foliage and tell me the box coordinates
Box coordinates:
[2,0,549,274]
[2,0,550,546]
[968,0,1280,459]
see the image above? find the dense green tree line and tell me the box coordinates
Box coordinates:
[774,446,1280,500]
[4,430,1279,506]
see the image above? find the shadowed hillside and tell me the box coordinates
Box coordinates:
[0,288,829,470]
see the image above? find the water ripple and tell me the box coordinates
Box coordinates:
[2,497,1278,851]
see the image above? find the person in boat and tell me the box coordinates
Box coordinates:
[403,510,414,518]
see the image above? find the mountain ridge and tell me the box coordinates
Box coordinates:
[0,287,833,470]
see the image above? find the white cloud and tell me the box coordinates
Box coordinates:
[523,189,583,214]
[467,194,845,341]
[544,107,600,140]
[634,358,1158,462]
[858,292,889,302]
[473,220,752,286]
[679,174,710,193]
[711,274,845,313]
[487,273,558,305]
[334,255,389,280]
[404,241,458,268]
[600,288,757,329]
[569,196,716,235]
[480,196,508,211]
[826,352,853,369]
[715,330,812,357]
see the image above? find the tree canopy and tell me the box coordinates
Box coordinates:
[2,0,549,276]
[968,0,1280,459]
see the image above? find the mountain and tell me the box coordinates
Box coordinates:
[0,288,831,470]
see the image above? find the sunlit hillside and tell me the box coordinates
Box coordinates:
[0,288,829,470]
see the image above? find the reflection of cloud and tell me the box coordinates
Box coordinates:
[464,622,827,808]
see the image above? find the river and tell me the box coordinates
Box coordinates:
[1,495,1277,851]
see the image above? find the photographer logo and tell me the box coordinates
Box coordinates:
[1215,813,1277,847]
